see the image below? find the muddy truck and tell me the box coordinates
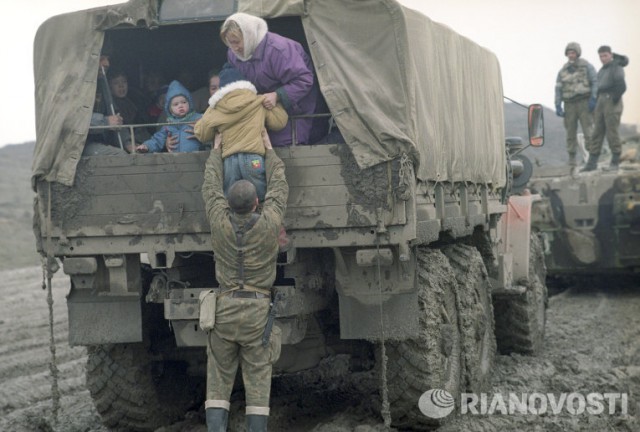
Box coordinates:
[530,146,640,276]
[32,1,546,430]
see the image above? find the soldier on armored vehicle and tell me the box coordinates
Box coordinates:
[581,45,628,172]
[554,41,597,174]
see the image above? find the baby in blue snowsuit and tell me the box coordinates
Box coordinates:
[137,80,203,153]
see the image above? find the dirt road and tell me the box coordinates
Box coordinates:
[0,267,638,431]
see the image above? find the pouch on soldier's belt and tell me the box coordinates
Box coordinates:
[199,289,217,331]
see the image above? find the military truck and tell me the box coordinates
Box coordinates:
[32,1,546,430]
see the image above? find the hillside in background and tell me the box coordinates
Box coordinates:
[1,107,637,271]
[0,142,40,270]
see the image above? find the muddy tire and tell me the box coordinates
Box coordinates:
[443,244,496,393]
[493,233,548,354]
[385,247,462,429]
[86,343,198,431]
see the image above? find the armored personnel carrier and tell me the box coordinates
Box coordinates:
[530,143,640,275]
[32,1,546,429]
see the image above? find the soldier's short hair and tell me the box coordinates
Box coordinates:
[598,45,612,54]
[228,180,258,214]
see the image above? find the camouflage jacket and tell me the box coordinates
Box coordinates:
[202,149,288,290]
[555,58,597,104]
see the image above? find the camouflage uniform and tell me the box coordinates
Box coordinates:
[201,148,288,416]
[555,43,597,165]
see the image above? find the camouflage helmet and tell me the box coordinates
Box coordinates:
[565,42,581,57]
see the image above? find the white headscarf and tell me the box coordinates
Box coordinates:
[223,13,268,61]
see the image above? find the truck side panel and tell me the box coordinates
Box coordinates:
[36,145,409,256]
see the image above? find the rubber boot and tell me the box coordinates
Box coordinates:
[605,152,621,171]
[246,414,268,432]
[580,153,599,172]
[206,408,229,432]
[568,153,577,176]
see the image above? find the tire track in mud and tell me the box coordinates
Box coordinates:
[0,267,639,432]
[0,267,103,432]
[439,283,640,432]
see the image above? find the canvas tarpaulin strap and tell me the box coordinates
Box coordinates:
[31,0,505,188]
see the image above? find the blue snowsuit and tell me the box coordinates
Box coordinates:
[143,80,203,153]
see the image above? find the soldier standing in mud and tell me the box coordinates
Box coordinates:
[582,45,628,171]
[200,130,287,432]
[554,42,597,173]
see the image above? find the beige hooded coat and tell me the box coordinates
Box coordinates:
[194,81,288,158]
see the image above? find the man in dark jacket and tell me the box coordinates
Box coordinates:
[582,45,628,171]
[201,130,287,432]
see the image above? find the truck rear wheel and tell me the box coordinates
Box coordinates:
[86,343,199,431]
[385,247,461,429]
[493,233,548,354]
[443,244,496,393]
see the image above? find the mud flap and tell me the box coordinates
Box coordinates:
[67,290,141,345]
[338,291,419,339]
[501,194,540,282]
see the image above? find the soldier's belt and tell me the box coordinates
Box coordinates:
[218,284,271,297]
[231,290,269,299]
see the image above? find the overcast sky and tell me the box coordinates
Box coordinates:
[1,0,638,148]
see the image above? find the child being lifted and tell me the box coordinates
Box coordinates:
[194,63,288,201]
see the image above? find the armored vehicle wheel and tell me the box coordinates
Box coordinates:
[385,247,462,429]
[443,244,496,393]
[493,233,548,354]
[86,343,199,431]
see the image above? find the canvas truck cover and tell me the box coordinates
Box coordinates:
[32,0,506,188]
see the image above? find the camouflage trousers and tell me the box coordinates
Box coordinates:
[563,97,593,164]
[589,94,623,156]
[205,294,281,415]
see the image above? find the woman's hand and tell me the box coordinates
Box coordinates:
[262,92,278,110]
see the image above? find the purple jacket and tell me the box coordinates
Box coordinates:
[228,32,318,146]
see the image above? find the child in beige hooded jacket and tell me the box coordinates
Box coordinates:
[194,63,288,200]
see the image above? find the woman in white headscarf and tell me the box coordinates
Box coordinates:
[220,12,318,146]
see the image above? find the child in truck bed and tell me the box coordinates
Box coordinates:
[136,80,203,153]
[194,63,288,200]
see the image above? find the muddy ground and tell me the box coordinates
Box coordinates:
[0,267,638,432]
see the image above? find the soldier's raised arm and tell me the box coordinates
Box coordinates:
[201,133,229,225]
[261,130,288,226]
